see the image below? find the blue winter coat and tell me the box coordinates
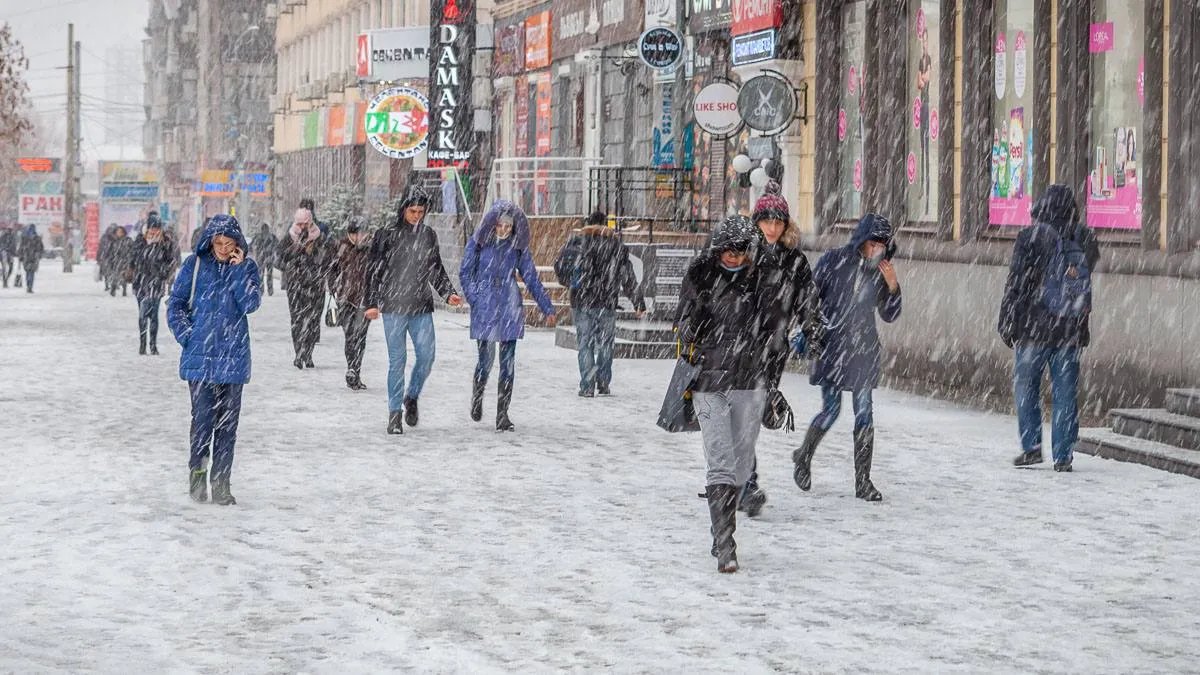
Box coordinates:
[459,201,554,342]
[166,215,262,384]
[810,214,902,391]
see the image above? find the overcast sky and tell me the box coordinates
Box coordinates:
[4,0,150,163]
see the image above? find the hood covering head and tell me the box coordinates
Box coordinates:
[849,213,898,259]
[585,210,607,227]
[195,214,249,258]
[1031,183,1078,228]
[25,224,38,236]
[146,212,162,229]
[752,181,790,224]
[473,200,531,249]
[395,187,432,225]
[710,214,761,254]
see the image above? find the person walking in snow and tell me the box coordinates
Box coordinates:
[792,213,902,502]
[553,210,646,398]
[737,182,821,518]
[17,225,44,293]
[166,215,261,506]
[998,184,1100,472]
[363,187,463,435]
[460,201,557,432]
[678,215,772,574]
[97,224,118,292]
[277,207,334,370]
[250,222,279,296]
[330,217,373,390]
[0,223,17,288]
[128,215,176,355]
[107,226,135,297]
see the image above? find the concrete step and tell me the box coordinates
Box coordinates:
[1165,388,1200,417]
[523,301,571,328]
[615,320,677,343]
[1076,428,1200,479]
[554,326,677,359]
[1109,408,1200,451]
[518,280,570,304]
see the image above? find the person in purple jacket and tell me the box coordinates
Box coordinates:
[459,200,557,432]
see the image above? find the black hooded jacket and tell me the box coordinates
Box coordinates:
[998,185,1101,348]
[364,191,457,314]
[553,225,646,311]
[129,234,177,299]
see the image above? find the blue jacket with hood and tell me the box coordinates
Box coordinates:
[166,215,262,384]
[459,200,555,342]
[809,213,903,391]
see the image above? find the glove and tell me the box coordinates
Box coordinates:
[1001,332,1015,349]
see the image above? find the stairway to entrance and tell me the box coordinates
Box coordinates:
[1077,388,1200,479]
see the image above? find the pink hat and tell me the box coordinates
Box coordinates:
[752,181,789,223]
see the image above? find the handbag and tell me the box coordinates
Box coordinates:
[762,389,795,432]
[323,294,340,327]
[656,356,702,433]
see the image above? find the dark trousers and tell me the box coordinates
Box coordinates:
[23,266,36,292]
[0,253,12,287]
[137,296,160,346]
[340,302,370,374]
[188,381,244,481]
[287,291,322,359]
[260,263,275,295]
[475,339,516,384]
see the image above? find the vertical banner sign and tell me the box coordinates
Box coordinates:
[428,0,476,168]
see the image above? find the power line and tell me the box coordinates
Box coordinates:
[5,0,92,19]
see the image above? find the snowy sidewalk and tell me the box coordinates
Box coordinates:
[2,264,1198,673]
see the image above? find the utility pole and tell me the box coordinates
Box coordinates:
[62,23,77,273]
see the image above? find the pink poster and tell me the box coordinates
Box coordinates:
[1086,127,1141,230]
[990,107,1032,226]
[1089,22,1115,53]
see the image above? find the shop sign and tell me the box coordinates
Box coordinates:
[731,28,776,65]
[737,73,796,133]
[693,82,742,135]
[429,0,477,167]
[494,21,525,76]
[525,11,552,70]
[100,161,158,184]
[19,194,63,226]
[1089,22,1114,53]
[196,170,271,198]
[639,26,683,71]
[101,185,159,200]
[732,0,782,37]
[365,86,431,159]
[18,157,59,173]
[356,28,431,82]
[652,82,674,167]
[645,0,676,28]
[690,0,732,33]
[535,74,553,156]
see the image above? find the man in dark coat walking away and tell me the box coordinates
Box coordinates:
[553,211,646,397]
[364,187,463,435]
[250,222,278,296]
[678,215,773,573]
[17,225,44,293]
[107,226,135,297]
[330,218,373,389]
[128,215,177,355]
[792,213,902,502]
[97,225,118,291]
[0,223,16,288]
[277,207,334,369]
[998,184,1100,472]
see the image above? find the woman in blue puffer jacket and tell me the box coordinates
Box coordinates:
[166,215,262,506]
[459,200,556,431]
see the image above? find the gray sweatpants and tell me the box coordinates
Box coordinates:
[694,389,767,487]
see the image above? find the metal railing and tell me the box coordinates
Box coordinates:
[485,157,605,218]
[587,166,699,233]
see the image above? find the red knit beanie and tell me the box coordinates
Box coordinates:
[752,181,790,223]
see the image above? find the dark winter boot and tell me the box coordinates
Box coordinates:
[706,484,739,573]
[189,468,208,503]
[792,426,827,491]
[346,370,359,390]
[293,356,304,370]
[211,475,236,506]
[387,411,404,435]
[470,378,486,422]
[303,353,315,369]
[1013,449,1044,467]
[853,427,883,502]
[597,383,611,396]
[404,397,419,427]
[149,328,159,355]
[739,479,767,518]
[496,380,515,432]
[139,335,147,356]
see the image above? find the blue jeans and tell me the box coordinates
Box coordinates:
[138,296,160,344]
[188,382,244,481]
[574,308,616,390]
[475,340,516,384]
[1014,344,1080,465]
[811,385,874,432]
[382,312,436,412]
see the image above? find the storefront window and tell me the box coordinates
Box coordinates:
[837,2,867,222]
[907,1,940,223]
[1087,2,1144,230]
[990,0,1035,226]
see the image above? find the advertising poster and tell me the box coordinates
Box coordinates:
[989,107,1032,226]
[1086,127,1141,229]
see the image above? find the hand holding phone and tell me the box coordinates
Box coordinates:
[229,247,245,265]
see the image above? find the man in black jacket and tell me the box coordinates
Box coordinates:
[998,184,1100,472]
[129,217,177,354]
[554,211,646,397]
[17,225,45,293]
[364,187,463,435]
[0,223,16,288]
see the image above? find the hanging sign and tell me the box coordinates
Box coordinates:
[638,27,683,71]
[364,86,431,159]
[737,73,796,133]
[428,0,476,167]
[732,0,782,37]
[693,82,742,135]
[731,28,776,65]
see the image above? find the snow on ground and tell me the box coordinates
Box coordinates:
[1,263,1198,674]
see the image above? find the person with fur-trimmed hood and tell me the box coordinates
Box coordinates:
[364,187,464,435]
[792,213,902,502]
[277,207,335,370]
[330,217,373,390]
[460,200,557,431]
[679,215,774,574]
[553,211,646,397]
[737,181,821,518]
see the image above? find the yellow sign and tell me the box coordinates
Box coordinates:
[100,161,159,184]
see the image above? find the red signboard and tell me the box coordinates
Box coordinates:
[84,202,100,260]
[356,34,370,77]
[18,157,59,173]
[732,0,783,36]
